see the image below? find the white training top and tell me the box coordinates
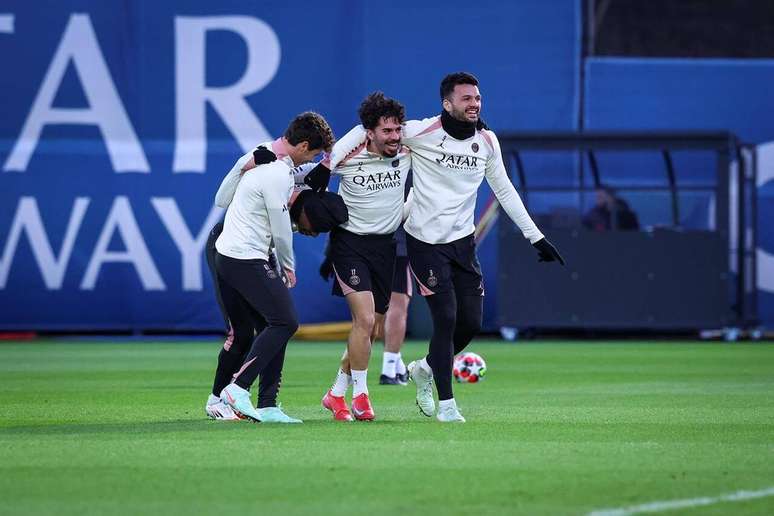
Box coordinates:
[214,139,294,209]
[333,117,543,245]
[329,131,411,235]
[215,154,295,271]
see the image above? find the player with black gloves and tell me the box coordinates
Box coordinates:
[333,72,564,422]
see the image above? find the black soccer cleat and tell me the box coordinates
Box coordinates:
[379,374,406,386]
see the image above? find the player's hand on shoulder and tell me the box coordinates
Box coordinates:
[303,162,331,193]
[240,146,277,174]
[254,145,277,165]
[532,237,565,266]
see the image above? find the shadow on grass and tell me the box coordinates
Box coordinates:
[0,417,408,436]
[0,419,219,436]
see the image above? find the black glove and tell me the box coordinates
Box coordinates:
[532,237,565,265]
[304,163,332,193]
[253,146,277,166]
[319,256,334,281]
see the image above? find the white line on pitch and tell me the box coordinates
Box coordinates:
[587,486,774,516]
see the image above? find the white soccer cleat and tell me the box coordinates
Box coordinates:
[407,360,435,417]
[436,401,466,423]
[257,405,303,424]
[220,384,262,422]
[205,394,242,421]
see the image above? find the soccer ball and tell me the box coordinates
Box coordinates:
[453,352,487,383]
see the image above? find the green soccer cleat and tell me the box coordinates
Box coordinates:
[220,383,262,422]
[256,405,303,424]
[408,360,435,417]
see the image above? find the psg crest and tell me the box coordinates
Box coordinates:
[427,269,438,287]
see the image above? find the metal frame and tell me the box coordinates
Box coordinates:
[497,131,756,329]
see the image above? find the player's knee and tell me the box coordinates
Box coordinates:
[268,313,298,338]
[433,302,456,327]
[353,312,376,334]
[234,329,253,344]
[461,311,482,336]
[427,291,456,326]
[456,296,482,335]
[283,316,299,336]
[229,325,254,352]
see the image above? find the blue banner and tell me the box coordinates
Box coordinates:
[0,1,581,330]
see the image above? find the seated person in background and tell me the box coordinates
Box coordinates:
[582,186,640,231]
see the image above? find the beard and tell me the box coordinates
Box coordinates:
[377,140,400,157]
[451,105,478,122]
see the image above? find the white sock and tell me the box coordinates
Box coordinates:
[439,398,457,411]
[382,351,399,377]
[396,354,407,376]
[207,393,220,405]
[331,368,350,397]
[352,369,368,396]
[419,357,433,376]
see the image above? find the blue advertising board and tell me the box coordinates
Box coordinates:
[0,1,580,330]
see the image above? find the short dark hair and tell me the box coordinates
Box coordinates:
[284,112,335,152]
[358,92,405,130]
[440,72,479,100]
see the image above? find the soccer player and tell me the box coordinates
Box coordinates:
[334,72,564,422]
[205,211,333,420]
[320,225,411,388]
[318,92,411,421]
[212,112,336,423]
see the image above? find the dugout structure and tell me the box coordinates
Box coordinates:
[497,131,757,332]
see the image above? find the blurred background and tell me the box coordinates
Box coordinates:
[1,0,772,339]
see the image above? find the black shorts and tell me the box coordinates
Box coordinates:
[330,228,396,314]
[391,256,413,297]
[406,232,484,297]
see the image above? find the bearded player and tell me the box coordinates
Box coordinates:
[333,72,564,422]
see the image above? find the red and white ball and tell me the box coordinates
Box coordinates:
[453,352,487,383]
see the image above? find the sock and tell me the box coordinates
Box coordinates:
[331,368,350,397]
[352,369,368,396]
[382,351,399,377]
[419,357,433,376]
[396,354,407,376]
[207,393,220,406]
[439,398,457,410]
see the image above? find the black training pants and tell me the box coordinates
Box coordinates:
[214,251,298,407]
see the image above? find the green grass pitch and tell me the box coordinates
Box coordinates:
[1,339,773,515]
